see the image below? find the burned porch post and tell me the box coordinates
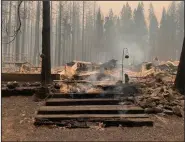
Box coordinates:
[41,1,51,85]
[33,1,51,101]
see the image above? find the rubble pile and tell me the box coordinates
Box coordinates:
[59,83,104,94]
[135,72,184,117]
[86,87,104,93]
[4,58,183,118]
[6,81,19,89]
[4,81,42,89]
[130,60,184,117]
[52,63,77,80]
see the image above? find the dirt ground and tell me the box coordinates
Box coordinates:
[2,96,184,141]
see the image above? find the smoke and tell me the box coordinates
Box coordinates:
[113,41,147,66]
[93,41,148,66]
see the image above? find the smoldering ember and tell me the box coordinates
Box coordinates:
[1,1,184,141]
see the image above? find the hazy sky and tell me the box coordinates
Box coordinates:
[97,1,174,22]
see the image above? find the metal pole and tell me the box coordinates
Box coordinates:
[122,48,129,82]
[122,49,124,82]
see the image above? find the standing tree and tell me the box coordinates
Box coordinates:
[54,12,59,66]
[133,2,148,61]
[104,9,116,59]
[50,1,54,67]
[57,2,63,66]
[85,9,94,61]
[148,3,158,59]
[176,1,184,60]
[71,1,76,61]
[7,1,12,55]
[120,2,133,42]
[2,2,9,55]
[15,1,21,61]
[62,15,69,64]
[75,3,81,60]
[82,1,85,61]
[29,6,35,63]
[175,37,185,94]
[21,1,27,60]
[95,8,103,61]
[33,1,41,66]
[158,7,168,60]
[166,1,177,60]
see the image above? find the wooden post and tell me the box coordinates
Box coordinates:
[41,1,51,85]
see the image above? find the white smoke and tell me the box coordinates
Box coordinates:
[93,41,148,66]
[113,41,147,66]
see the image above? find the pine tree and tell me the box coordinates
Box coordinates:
[2,2,8,55]
[21,1,27,61]
[54,13,59,67]
[29,5,35,64]
[82,1,85,61]
[104,9,115,59]
[7,1,12,55]
[62,15,71,64]
[166,1,177,60]
[176,1,184,60]
[148,3,159,59]
[120,2,133,42]
[133,2,148,42]
[27,2,32,63]
[158,7,168,60]
[87,9,94,61]
[75,3,81,60]
[71,1,76,61]
[115,17,120,38]
[132,2,148,61]
[33,1,41,65]
[15,1,21,61]
[57,2,63,66]
[50,1,54,67]
[95,8,104,61]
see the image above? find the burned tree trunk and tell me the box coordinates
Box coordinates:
[57,2,62,66]
[50,1,54,67]
[71,1,75,61]
[33,1,40,66]
[41,1,51,85]
[21,1,27,61]
[15,1,21,61]
[7,1,12,55]
[55,16,58,67]
[175,37,185,94]
[82,1,85,61]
